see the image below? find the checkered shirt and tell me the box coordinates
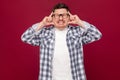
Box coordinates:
[21,21,102,80]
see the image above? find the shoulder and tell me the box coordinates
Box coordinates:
[68,25,82,32]
[42,26,54,35]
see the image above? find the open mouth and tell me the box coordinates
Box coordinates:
[58,21,64,25]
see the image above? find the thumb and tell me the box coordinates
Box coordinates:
[68,21,74,24]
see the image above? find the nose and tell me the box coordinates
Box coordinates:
[59,16,63,20]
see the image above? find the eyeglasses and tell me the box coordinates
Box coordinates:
[52,13,69,19]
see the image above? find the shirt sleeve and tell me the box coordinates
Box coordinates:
[21,23,43,46]
[81,21,102,45]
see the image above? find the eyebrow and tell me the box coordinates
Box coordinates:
[53,13,68,15]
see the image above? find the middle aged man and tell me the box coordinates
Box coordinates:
[21,3,102,80]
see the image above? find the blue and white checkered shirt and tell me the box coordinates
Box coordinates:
[21,21,102,80]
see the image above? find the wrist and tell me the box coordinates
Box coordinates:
[35,22,44,31]
[39,21,45,27]
[77,20,85,28]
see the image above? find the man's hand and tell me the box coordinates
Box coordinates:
[68,12,85,28]
[42,12,54,26]
[35,12,54,31]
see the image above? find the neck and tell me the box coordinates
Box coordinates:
[54,26,68,31]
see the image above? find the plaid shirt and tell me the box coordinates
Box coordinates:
[21,21,102,80]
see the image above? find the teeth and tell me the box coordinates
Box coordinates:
[58,21,64,24]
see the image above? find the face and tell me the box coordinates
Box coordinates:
[52,8,69,30]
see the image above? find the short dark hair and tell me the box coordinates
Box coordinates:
[52,3,70,12]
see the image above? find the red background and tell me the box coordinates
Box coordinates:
[0,0,120,80]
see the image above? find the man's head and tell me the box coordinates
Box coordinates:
[52,3,70,12]
[52,3,70,30]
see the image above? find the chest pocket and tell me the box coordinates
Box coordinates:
[68,33,82,49]
[69,33,79,43]
[41,31,54,48]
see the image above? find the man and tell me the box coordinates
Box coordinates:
[21,3,102,80]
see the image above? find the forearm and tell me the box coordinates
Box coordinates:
[21,23,42,46]
[81,21,102,44]
[35,22,45,32]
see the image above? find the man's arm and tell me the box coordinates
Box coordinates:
[68,12,102,44]
[21,23,43,46]
[80,21,102,45]
[21,12,54,46]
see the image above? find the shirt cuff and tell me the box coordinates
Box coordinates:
[31,23,40,30]
[82,21,91,30]
[31,23,42,34]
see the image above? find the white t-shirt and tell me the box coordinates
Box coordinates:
[52,28,73,80]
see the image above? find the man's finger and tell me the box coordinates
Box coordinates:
[68,12,72,16]
[48,12,53,22]
[49,12,53,17]
[68,12,75,21]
